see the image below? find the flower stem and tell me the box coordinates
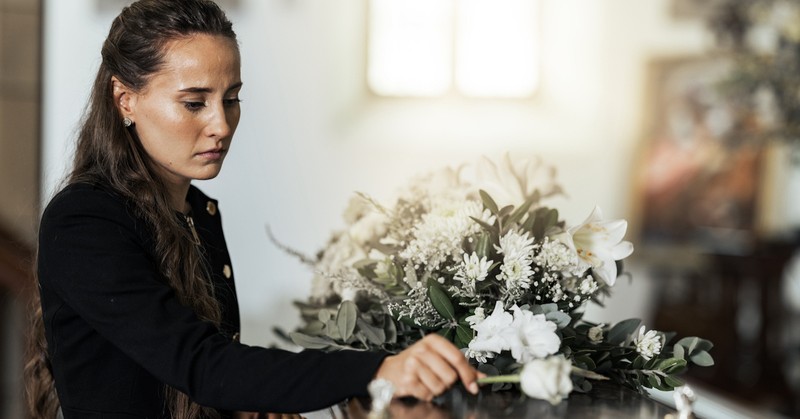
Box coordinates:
[477,375,521,385]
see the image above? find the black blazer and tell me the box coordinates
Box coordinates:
[38,182,387,418]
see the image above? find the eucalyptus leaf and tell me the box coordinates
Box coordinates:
[677,337,699,353]
[540,303,558,313]
[545,310,572,329]
[428,279,456,320]
[337,300,358,341]
[690,350,715,367]
[607,319,641,345]
[673,343,685,360]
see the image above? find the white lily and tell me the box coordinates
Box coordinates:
[556,206,633,286]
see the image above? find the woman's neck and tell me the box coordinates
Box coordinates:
[165,181,191,214]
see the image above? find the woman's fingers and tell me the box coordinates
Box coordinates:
[374,334,482,400]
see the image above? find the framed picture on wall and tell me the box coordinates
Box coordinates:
[633,55,764,252]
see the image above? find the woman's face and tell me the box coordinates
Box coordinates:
[124,34,242,188]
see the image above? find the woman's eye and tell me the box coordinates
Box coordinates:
[223,98,241,107]
[183,101,206,112]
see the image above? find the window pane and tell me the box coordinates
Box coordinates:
[455,0,539,97]
[367,0,454,97]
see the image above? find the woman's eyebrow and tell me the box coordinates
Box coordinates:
[178,82,243,94]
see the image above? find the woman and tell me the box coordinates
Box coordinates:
[24,1,480,418]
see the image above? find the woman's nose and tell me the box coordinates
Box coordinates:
[205,103,233,138]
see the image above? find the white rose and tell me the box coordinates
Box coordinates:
[519,355,574,405]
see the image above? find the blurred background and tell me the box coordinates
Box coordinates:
[2,0,800,417]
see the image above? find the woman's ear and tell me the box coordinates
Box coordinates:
[111,76,136,121]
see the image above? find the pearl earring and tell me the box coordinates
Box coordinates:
[123,117,133,127]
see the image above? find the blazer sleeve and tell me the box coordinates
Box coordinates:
[38,186,388,413]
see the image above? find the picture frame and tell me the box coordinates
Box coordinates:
[632,55,763,252]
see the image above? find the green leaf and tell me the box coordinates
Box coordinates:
[507,194,537,226]
[290,332,337,350]
[673,343,685,360]
[336,301,358,341]
[383,315,398,343]
[470,216,497,234]
[607,318,641,345]
[437,327,455,341]
[427,279,456,320]
[663,376,684,388]
[357,317,386,346]
[657,358,687,373]
[479,190,499,214]
[318,309,332,323]
[690,350,715,367]
[498,205,514,218]
[475,232,491,259]
[455,323,473,349]
[632,356,645,370]
[545,310,572,329]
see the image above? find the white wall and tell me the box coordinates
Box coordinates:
[42,0,712,346]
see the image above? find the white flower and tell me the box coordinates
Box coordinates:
[579,276,599,295]
[588,324,604,344]
[495,230,536,300]
[519,355,573,405]
[400,199,494,271]
[474,154,563,208]
[457,252,493,283]
[468,301,513,356]
[501,306,561,363]
[556,206,634,286]
[465,307,486,326]
[348,211,388,245]
[635,326,663,360]
[533,237,579,274]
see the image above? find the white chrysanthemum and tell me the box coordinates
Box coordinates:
[458,252,493,283]
[400,199,494,271]
[495,230,536,300]
[635,326,663,360]
[452,252,494,300]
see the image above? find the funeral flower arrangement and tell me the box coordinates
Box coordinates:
[274,155,713,404]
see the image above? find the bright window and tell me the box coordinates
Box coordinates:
[368,0,540,98]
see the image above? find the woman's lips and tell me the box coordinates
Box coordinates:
[197,149,226,160]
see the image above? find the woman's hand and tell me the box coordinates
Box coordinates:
[374,334,483,401]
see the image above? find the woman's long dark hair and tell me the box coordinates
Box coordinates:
[24,1,237,418]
